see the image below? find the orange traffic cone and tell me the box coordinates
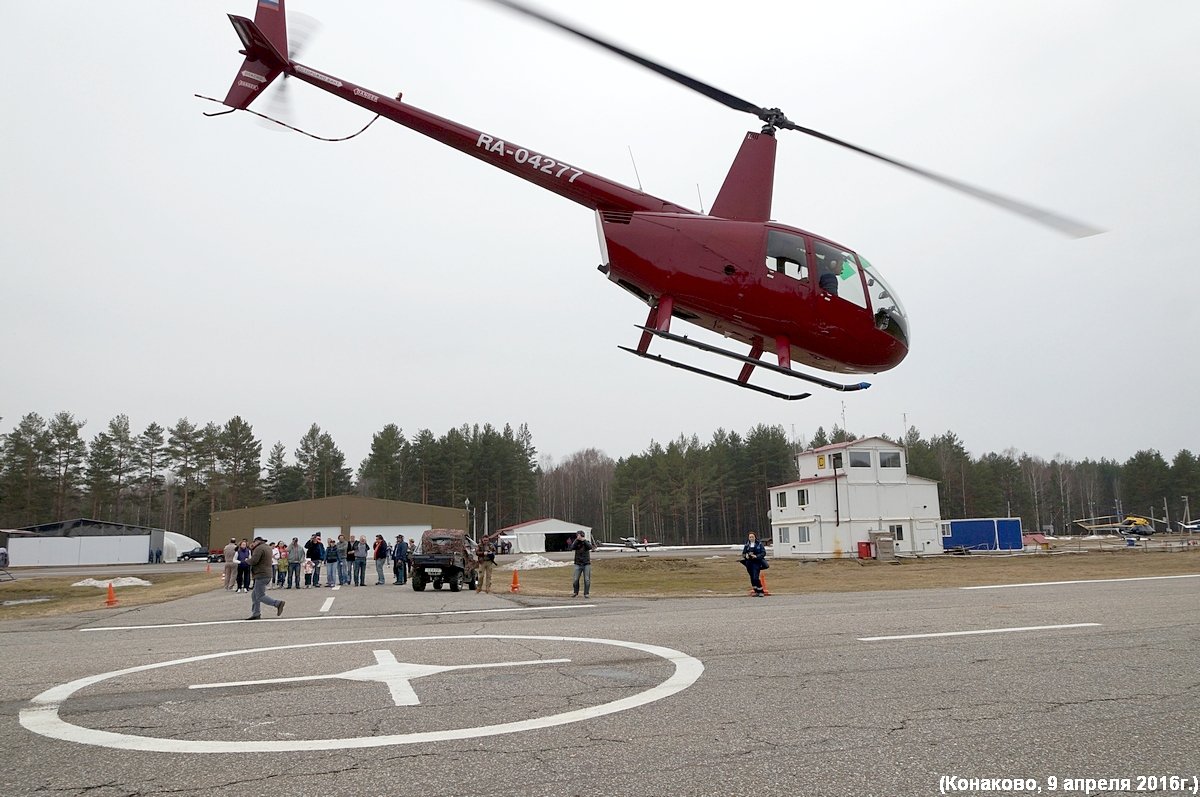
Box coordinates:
[205,561,212,574]
[105,582,119,607]
[510,569,520,592]
[760,575,771,596]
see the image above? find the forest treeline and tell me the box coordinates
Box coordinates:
[1,411,1196,545]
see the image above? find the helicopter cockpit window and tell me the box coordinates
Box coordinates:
[765,230,809,283]
[859,256,910,346]
[813,241,868,310]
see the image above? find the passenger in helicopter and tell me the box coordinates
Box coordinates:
[818,258,840,295]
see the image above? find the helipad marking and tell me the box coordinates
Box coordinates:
[858,623,1100,642]
[319,597,334,613]
[19,634,704,752]
[190,649,571,706]
[81,603,594,632]
[961,573,1200,590]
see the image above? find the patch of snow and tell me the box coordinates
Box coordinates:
[72,577,153,588]
[506,554,568,571]
[2,597,52,606]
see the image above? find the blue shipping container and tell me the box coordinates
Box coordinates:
[941,518,1023,551]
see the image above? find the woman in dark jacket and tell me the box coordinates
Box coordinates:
[740,532,767,597]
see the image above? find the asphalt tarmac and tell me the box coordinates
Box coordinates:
[1,570,1197,797]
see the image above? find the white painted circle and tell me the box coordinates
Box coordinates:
[20,634,704,753]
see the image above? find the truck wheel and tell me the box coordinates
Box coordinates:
[467,573,478,591]
[448,571,462,592]
[411,572,426,591]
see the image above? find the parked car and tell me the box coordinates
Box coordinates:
[206,550,226,563]
[178,547,210,561]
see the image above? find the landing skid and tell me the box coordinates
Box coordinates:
[623,325,871,399]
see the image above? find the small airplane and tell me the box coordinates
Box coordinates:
[1177,519,1200,532]
[600,537,663,552]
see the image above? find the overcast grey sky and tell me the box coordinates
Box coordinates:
[2,0,1197,470]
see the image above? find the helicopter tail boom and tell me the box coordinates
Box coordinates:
[221,5,291,110]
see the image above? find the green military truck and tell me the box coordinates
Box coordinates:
[410,529,478,592]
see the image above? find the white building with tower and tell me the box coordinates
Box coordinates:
[769,437,942,558]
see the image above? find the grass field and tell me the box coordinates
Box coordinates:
[0,572,220,620]
[508,548,1200,598]
[2,547,1197,619]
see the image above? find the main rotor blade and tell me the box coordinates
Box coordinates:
[486,0,1102,239]
[778,120,1103,238]
[484,0,765,118]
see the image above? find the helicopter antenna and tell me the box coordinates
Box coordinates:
[627,146,643,192]
[696,183,706,215]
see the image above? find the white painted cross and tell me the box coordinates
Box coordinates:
[189,650,570,706]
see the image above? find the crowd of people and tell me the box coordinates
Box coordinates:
[220,532,413,593]
[217,529,770,608]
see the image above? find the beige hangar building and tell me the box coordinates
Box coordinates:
[208,496,468,550]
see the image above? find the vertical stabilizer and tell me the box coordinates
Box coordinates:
[710,132,777,221]
[221,1,290,110]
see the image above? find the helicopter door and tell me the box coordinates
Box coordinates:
[812,240,869,310]
[764,230,813,290]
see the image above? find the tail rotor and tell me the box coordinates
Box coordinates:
[256,11,322,131]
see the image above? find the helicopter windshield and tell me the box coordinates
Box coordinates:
[859,256,909,346]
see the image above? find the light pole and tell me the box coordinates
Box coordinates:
[464,498,476,538]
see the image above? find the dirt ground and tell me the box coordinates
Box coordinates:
[2,538,1197,617]
[510,543,1200,598]
[0,572,219,620]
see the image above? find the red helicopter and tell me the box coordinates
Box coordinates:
[210,0,1098,400]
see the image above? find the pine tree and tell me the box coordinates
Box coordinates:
[198,422,224,522]
[359,424,406,499]
[105,415,136,521]
[47,412,87,520]
[166,418,202,537]
[317,431,353,496]
[0,413,53,526]
[263,441,305,504]
[294,424,352,498]
[85,430,117,519]
[221,416,262,509]
[135,421,166,527]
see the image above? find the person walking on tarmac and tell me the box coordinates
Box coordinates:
[740,532,768,597]
[476,534,498,594]
[246,537,285,620]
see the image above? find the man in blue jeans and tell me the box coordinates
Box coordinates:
[392,535,409,585]
[305,534,324,588]
[325,541,339,587]
[286,537,302,589]
[569,530,594,598]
